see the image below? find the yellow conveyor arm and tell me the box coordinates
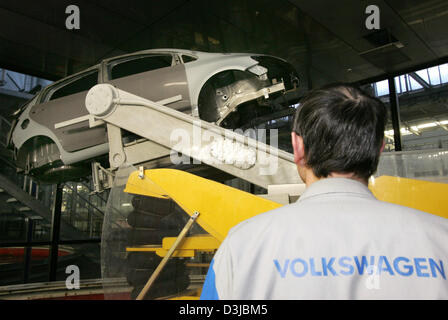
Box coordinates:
[125,169,448,247]
[369,175,448,219]
[123,169,448,300]
[125,168,282,242]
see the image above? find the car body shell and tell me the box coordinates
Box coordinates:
[10,48,298,180]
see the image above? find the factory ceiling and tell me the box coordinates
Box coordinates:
[0,0,447,90]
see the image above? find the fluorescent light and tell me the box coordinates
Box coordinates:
[384,119,448,137]
[417,122,437,129]
[384,129,412,136]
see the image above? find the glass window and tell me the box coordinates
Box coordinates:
[408,76,423,91]
[0,214,25,243]
[110,55,173,80]
[49,71,98,101]
[398,75,408,93]
[0,68,52,93]
[364,82,396,151]
[440,63,448,84]
[60,182,106,241]
[0,247,26,286]
[428,66,441,85]
[415,69,430,83]
[375,79,389,96]
[398,65,448,151]
[369,64,448,153]
[55,244,101,282]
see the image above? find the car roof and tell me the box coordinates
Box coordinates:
[102,48,288,63]
[38,48,289,94]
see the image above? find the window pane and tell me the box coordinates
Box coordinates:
[408,76,423,91]
[394,77,401,93]
[111,55,173,80]
[55,244,101,283]
[428,66,441,85]
[50,71,98,101]
[0,247,26,285]
[0,213,26,243]
[375,80,389,96]
[28,246,50,285]
[400,75,408,93]
[367,81,395,151]
[398,69,448,151]
[415,69,430,83]
[440,63,448,83]
[60,182,106,241]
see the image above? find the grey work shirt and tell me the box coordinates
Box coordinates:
[200,177,448,299]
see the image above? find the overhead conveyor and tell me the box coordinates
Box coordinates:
[56,83,303,192]
[54,83,448,217]
[53,83,305,300]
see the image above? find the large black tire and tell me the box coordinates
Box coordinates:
[127,228,180,246]
[126,261,187,286]
[127,211,185,230]
[131,195,175,217]
[125,195,191,299]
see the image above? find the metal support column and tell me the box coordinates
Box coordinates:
[388,77,402,151]
[49,184,63,281]
[23,217,34,283]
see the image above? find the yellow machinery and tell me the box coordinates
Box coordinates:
[122,168,448,300]
[77,85,448,300]
[370,175,448,219]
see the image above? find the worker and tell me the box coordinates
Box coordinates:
[200,83,448,299]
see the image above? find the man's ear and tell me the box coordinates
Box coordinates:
[291,132,305,165]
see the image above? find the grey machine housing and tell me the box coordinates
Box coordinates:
[9,48,299,183]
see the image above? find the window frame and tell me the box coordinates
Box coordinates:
[42,67,100,103]
[106,53,177,81]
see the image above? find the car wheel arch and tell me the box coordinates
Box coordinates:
[195,67,250,122]
[16,135,61,168]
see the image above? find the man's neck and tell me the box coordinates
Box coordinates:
[328,172,368,186]
[301,168,368,187]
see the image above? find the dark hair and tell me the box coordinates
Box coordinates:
[292,83,387,180]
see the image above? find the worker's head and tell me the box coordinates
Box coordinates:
[291,83,387,185]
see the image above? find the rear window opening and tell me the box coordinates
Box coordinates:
[111,55,173,80]
[182,55,198,64]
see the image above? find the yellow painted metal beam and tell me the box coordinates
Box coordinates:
[125,170,448,251]
[126,246,196,257]
[369,176,448,219]
[124,171,169,199]
[162,234,220,251]
[125,169,282,242]
[126,235,220,257]
[123,169,447,301]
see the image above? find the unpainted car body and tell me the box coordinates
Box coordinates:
[9,49,299,183]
